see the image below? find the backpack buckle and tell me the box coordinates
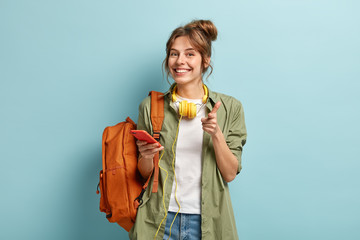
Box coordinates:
[153,132,160,142]
[134,188,146,208]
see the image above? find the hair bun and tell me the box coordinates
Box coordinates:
[186,19,218,42]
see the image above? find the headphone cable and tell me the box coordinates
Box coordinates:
[154,115,182,240]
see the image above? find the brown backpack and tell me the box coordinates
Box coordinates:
[96,91,164,232]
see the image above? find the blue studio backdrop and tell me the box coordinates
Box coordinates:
[1,0,359,239]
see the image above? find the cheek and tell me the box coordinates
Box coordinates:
[194,60,203,71]
[168,59,175,68]
[195,58,203,68]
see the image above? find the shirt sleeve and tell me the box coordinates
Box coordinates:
[226,100,247,174]
[136,96,152,134]
[136,96,152,163]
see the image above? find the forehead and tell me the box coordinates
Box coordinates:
[170,36,196,51]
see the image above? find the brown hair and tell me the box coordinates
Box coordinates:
[162,19,218,83]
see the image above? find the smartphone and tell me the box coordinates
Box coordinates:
[130,130,161,147]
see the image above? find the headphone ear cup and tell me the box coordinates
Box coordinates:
[178,101,197,119]
[178,100,187,117]
[188,102,197,119]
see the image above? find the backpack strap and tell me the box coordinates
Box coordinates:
[133,91,165,209]
[149,91,164,193]
[150,91,165,140]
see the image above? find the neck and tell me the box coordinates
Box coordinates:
[176,81,204,99]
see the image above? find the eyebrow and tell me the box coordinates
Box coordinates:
[170,48,196,51]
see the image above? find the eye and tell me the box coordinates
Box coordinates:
[170,52,178,56]
[187,53,195,56]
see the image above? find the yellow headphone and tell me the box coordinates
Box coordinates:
[171,84,209,119]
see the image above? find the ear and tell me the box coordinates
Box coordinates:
[203,56,211,69]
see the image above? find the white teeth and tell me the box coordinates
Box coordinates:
[176,69,190,73]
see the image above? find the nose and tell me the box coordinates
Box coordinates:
[176,53,185,65]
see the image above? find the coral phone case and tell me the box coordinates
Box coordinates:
[130,130,161,147]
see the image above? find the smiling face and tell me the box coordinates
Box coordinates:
[168,36,209,87]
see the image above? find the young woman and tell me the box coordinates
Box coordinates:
[129,19,247,240]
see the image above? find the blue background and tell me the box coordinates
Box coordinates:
[1,0,359,239]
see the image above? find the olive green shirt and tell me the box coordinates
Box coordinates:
[129,84,247,240]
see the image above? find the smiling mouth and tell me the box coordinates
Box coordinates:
[174,68,191,73]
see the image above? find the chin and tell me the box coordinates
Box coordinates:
[173,78,191,85]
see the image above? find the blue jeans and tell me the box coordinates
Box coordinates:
[162,211,201,240]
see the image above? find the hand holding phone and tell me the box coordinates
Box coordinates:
[130,130,161,148]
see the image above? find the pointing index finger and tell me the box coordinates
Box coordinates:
[210,101,222,115]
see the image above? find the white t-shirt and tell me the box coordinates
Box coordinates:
[168,95,206,214]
